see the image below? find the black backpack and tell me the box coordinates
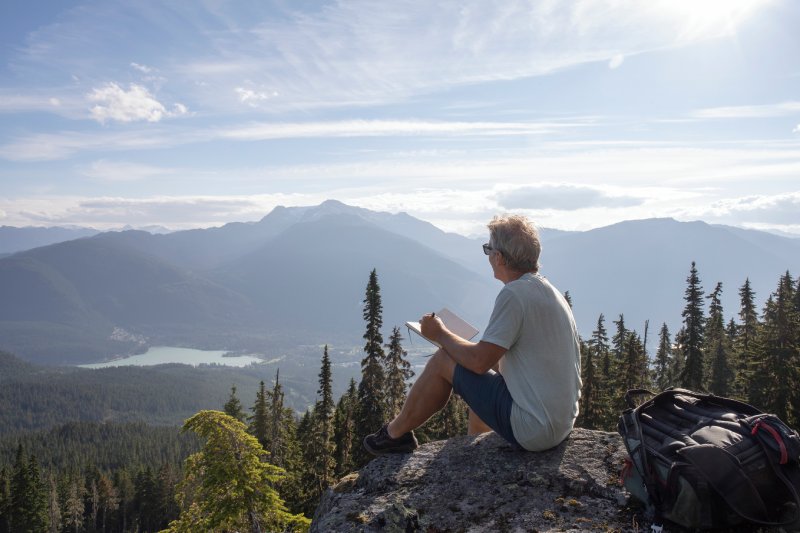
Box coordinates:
[618,388,800,531]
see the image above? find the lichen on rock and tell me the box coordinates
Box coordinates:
[311,427,640,532]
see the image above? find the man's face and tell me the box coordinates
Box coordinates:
[487,241,502,280]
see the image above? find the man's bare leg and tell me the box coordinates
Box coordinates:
[468,409,493,435]
[387,349,455,439]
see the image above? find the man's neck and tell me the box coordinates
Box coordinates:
[500,269,531,284]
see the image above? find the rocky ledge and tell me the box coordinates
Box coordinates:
[311,428,641,532]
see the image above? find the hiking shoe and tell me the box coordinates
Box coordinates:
[363,424,418,455]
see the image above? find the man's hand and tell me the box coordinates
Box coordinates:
[420,313,446,344]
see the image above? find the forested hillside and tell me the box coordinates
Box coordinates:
[0,352,335,436]
[1,265,798,531]
[0,270,467,532]
[577,265,800,432]
[3,202,799,366]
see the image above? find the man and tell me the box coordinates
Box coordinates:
[364,214,581,453]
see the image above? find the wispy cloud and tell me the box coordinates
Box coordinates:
[699,192,800,225]
[691,101,800,119]
[87,83,188,124]
[219,119,572,141]
[0,89,88,119]
[0,118,581,161]
[130,62,153,74]
[0,129,193,161]
[10,1,762,116]
[235,87,279,106]
[2,194,317,229]
[495,184,642,211]
[79,160,179,182]
[608,54,625,69]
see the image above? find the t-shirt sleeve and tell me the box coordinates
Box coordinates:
[481,286,524,350]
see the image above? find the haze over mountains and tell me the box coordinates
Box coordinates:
[1,200,798,365]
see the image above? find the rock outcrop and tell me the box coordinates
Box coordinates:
[312,428,641,532]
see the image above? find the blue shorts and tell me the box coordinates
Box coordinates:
[452,364,522,448]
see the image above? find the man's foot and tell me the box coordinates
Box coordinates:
[363,424,418,455]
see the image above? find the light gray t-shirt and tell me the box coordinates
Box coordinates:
[481,273,582,451]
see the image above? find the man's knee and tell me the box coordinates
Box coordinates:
[426,349,456,384]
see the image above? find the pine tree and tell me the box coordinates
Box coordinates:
[224,385,247,423]
[734,278,760,398]
[134,467,160,532]
[294,409,319,516]
[706,282,734,396]
[165,410,309,533]
[9,445,26,532]
[248,380,270,451]
[0,467,10,533]
[620,332,649,393]
[88,476,99,532]
[678,262,706,391]
[586,314,612,429]
[10,446,48,533]
[277,407,305,514]
[653,323,672,391]
[751,272,798,425]
[317,347,334,435]
[312,346,336,499]
[421,395,468,440]
[356,269,387,465]
[114,469,134,533]
[268,370,286,465]
[46,474,60,533]
[157,463,180,527]
[64,478,85,533]
[332,379,358,478]
[578,337,602,429]
[384,326,414,419]
[609,314,628,414]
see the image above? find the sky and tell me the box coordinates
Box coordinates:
[0,0,799,237]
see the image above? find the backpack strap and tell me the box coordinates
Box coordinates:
[624,389,656,409]
[678,444,793,526]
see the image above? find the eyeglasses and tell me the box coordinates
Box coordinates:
[482,243,497,255]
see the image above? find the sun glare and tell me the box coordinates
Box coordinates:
[657,0,767,39]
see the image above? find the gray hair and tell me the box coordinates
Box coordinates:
[487,214,541,273]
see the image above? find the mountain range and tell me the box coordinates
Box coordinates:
[1,200,798,364]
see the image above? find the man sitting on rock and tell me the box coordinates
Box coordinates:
[364,214,582,454]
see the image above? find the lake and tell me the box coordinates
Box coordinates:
[79,346,263,369]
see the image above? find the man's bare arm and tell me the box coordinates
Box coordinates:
[420,314,506,374]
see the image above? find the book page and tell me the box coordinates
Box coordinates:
[405,307,479,347]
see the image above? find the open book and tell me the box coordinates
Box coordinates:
[405,307,479,348]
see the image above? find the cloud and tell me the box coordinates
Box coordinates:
[701,192,800,225]
[220,119,569,141]
[80,160,177,182]
[0,129,194,161]
[3,194,316,229]
[87,83,188,124]
[235,87,279,106]
[163,0,764,113]
[0,118,578,161]
[130,62,153,73]
[495,185,642,211]
[692,101,800,119]
[794,124,800,133]
[0,91,80,116]
[7,1,771,116]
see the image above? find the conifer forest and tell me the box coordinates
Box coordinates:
[1,264,799,532]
